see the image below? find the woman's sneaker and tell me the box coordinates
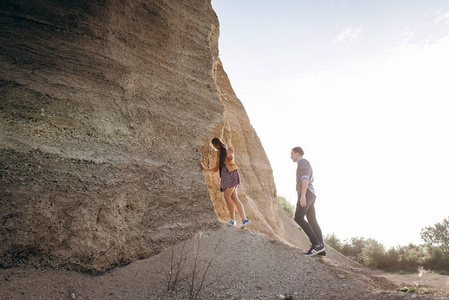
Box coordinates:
[241,219,251,228]
[227,219,237,226]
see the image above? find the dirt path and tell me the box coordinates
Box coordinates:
[370,269,449,298]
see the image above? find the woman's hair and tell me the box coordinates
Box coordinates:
[211,137,224,147]
[212,138,227,176]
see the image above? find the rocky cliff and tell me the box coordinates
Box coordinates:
[201,60,285,239]
[0,0,284,273]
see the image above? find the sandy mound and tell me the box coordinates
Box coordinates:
[1,223,438,300]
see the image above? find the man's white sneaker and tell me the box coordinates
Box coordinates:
[304,244,325,256]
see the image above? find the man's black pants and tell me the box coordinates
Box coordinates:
[294,189,323,246]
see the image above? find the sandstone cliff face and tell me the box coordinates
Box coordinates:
[202,59,285,239]
[0,0,284,272]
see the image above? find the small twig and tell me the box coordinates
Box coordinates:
[166,238,189,292]
[163,230,224,299]
[173,239,189,291]
[189,232,203,299]
[166,243,175,291]
[192,231,223,300]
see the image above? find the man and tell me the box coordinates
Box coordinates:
[291,146,325,256]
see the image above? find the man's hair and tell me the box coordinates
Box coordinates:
[292,146,304,156]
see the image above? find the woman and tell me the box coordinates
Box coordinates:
[201,138,250,228]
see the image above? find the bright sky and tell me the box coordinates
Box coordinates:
[211,0,449,248]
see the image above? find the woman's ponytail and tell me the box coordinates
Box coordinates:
[212,138,227,177]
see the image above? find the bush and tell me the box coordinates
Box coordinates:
[383,248,399,270]
[278,196,295,217]
[324,233,342,252]
[421,217,449,257]
[396,244,421,271]
[326,232,448,274]
[340,237,365,263]
[396,287,435,295]
[422,246,449,274]
[361,238,386,269]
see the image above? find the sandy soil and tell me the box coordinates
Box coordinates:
[371,269,449,298]
[1,223,447,300]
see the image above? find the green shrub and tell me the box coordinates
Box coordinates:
[361,238,386,269]
[422,246,449,273]
[324,233,342,252]
[396,244,421,271]
[340,237,366,264]
[396,287,416,293]
[396,287,435,295]
[421,217,449,257]
[278,196,294,217]
[326,231,447,274]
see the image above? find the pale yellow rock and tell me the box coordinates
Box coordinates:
[201,59,286,240]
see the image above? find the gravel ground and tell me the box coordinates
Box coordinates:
[1,224,445,300]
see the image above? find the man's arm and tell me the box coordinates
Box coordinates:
[297,160,311,207]
[299,177,308,207]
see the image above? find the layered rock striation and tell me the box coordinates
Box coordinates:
[0,0,284,272]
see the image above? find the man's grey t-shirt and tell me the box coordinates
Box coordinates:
[296,157,315,196]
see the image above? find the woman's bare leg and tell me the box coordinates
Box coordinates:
[230,187,247,220]
[223,187,236,220]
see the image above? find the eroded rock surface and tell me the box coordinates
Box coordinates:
[201,59,285,240]
[1,0,285,272]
